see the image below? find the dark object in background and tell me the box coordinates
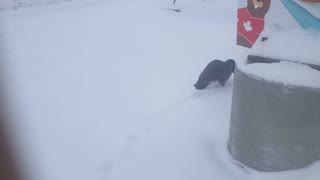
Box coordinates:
[261,37,268,42]
[0,111,22,180]
[194,59,236,90]
[162,8,181,13]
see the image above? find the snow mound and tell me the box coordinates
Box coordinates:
[240,61,320,89]
[250,29,320,66]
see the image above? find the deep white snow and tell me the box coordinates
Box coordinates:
[250,29,320,66]
[249,0,320,66]
[241,61,320,89]
[1,0,320,180]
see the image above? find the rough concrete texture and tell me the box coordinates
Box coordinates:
[228,67,320,172]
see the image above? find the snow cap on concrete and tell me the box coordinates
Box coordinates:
[249,29,320,66]
[240,61,320,89]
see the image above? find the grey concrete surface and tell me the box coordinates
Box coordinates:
[228,67,320,172]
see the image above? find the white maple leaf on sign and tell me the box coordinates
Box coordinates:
[243,21,253,32]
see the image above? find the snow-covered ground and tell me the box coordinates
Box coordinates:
[0,0,87,12]
[1,0,320,180]
[249,0,320,66]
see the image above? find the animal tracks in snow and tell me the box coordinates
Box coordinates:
[121,89,217,156]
